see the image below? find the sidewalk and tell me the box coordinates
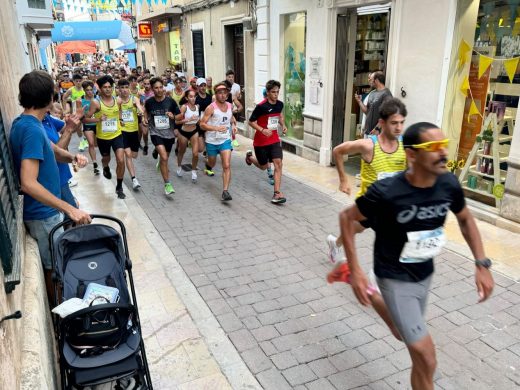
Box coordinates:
[71,164,261,390]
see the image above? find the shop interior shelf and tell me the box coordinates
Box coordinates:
[468,167,506,182]
[499,135,513,143]
[462,182,494,198]
[475,152,508,162]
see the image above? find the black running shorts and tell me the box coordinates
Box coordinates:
[254,142,283,166]
[151,134,175,153]
[97,134,124,156]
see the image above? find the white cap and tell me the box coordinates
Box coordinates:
[196,78,207,87]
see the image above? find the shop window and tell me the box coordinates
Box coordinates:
[192,30,205,77]
[283,12,306,141]
[28,0,46,9]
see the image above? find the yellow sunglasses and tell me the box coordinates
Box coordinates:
[406,139,449,152]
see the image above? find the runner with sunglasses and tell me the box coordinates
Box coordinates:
[339,122,494,390]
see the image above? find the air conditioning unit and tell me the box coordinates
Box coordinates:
[242,16,257,32]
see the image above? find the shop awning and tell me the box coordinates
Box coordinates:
[138,6,182,22]
[55,41,97,55]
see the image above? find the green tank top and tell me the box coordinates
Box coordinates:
[69,87,85,101]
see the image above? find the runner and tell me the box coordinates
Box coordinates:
[200,81,237,201]
[84,75,127,199]
[339,122,494,390]
[175,89,200,183]
[195,78,212,161]
[143,77,181,195]
[327,98,407,263]
[246,80,287,204]
[62,73,88,151]
[171,77,185,105]
[80,80,100,175]
[117,78,145,190]
[139,76,154,155]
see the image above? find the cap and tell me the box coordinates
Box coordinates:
[190,76,198,83]
[196,78,207,86]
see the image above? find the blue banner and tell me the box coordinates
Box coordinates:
[51,21,122,42]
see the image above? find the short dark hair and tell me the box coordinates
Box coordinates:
[117,78,130,87]
[18,70,54,109]
[97,75,114,87]
[379,98,407,121]
[265,80,281,91]
[144,69,151,74]
[372,71,386,85]
[403,122,439,148]
[81,80,94,90]
[214,81,229,92]
[225,69,235,76]
[150,77,163,87]
[72,73,82,81]
[128,75,138,82]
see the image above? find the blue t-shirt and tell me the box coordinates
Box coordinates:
[9,114,61,221]
[42,114,72,186]
[81,98,97,129]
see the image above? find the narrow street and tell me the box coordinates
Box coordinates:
[82,139,520,390]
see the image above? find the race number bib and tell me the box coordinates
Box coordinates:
[154,115,169,130]
[101,118,118,133]
[399,227,446,263]
[377,171,399,180]
[267,116,280,130]
[121,110,134,123]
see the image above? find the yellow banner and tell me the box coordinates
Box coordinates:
[504,57,520,83]
[478,54,494,79]
[460,76,470,96]
[169,30,182,65]
[458,39,472,69]
[467,99,480,122]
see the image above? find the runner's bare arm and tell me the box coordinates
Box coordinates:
[175,105,187,125]
[455,206,494,302]
[248,119,272,137]
[133,96,145,115]
[333,139,372,195]
[200,106,216,131]
[279,112,288,134]
[339,205,371,306]
[233,96,243,113]
[61,89,72,109]
[83,100,101,123]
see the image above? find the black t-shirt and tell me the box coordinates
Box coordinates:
[356,171,465,282]
[144,96,180,138]
[196,93,212,113]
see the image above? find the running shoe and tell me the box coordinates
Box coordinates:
[78,138,88,152]
[245,150,253,165]
[267,167,274,185]
[68,178,78,188]
[326,263,379,296]
[221,190,232,201]
[164,182,175,195]
[93,162,100,175]
[152,148,158,159]
[204,168,215,176]
[191,171,197,183]
[116,188,126,199]
[132,177,141,190]
[176,167,183,177]
[368,269,381,295]
[232,139,240,148]
[271,191,286,204]
[143,145,149,156]
[103,167,112,180]
[326,234,344,265]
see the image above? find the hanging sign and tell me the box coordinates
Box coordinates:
[169,29,182,64]
[138,22,152,39]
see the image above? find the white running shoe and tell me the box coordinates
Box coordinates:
[367,269,381,295]
[176,167,183,177]
[132,177,141,190]
[191,170,197,183]
[326,234,344,264]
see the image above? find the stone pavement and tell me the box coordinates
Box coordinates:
[74,135,520,389]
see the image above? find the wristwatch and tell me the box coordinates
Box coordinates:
[475,258,492,269]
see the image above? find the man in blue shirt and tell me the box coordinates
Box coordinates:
[9,70,91,302]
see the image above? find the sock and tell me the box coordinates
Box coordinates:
[205,164,212,171]
[116,179,123,190]
[164,180,170,184]
[93,162,98,168]
[131,176,135,180]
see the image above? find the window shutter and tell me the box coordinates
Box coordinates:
[192,30,205,78]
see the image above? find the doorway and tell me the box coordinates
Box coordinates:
[330,3,391,169]
[224,23,245,122]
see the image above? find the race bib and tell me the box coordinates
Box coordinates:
[121,109,134,123]
[267,116,280,130]
[377,171,399,180]
[101,118,117,133]
[154,115,170,130]
[399,227,446,263]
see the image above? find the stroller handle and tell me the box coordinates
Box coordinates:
[48,214,130,267]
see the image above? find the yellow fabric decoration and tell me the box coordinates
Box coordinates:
[460,76,470,96]
[504,57,520,83]
[458,40,472,69]
[478,54,494,79]
[467,100,480,122]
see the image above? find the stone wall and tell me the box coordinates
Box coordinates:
[302,115,322,162]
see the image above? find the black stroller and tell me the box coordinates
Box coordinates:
[50,215,152,389]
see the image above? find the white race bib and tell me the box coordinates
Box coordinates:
[399,227,446,263]
[267,116,280,130]
[101,118,117,133]
[377,171,399,180]
[121,109,134,123]
[154,115,170,130]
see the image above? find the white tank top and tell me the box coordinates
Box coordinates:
[182,104,200,128]
[205,101,232,145]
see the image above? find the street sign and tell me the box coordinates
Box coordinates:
[138,22,152,39]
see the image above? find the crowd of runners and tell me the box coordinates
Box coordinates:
[10,59,496,390]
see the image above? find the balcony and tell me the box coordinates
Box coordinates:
[17,0,54,30]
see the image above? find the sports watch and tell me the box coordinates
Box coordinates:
[475,258,492,269]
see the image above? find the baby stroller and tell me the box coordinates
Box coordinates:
[50,215,152,389]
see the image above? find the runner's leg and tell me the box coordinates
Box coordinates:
[220,149,231,191]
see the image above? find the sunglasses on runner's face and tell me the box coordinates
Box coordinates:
[406,139,449,152]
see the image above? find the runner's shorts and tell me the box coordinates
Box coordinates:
[206,139,232,157]
[122,131,140,152]
[97,134,124,156]
[151,134,175,154]
[254,142,283,166]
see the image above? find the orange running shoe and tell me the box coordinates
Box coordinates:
[327,262,351,284]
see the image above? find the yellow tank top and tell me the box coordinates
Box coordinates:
[95,97,121,140]
[171,89,183,105]
[69,87,85,101]
[357,135,407,198]
[119,97,138,132]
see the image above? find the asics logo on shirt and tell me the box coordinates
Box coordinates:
[396,202,450,224]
